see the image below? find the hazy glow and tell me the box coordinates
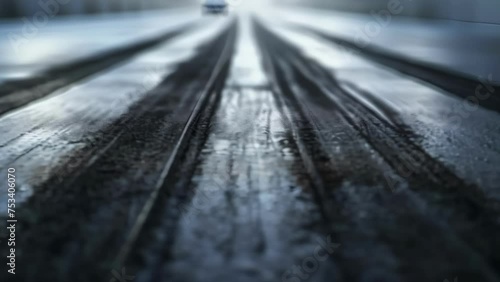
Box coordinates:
[228,0,274,12]
[13,38,61,65]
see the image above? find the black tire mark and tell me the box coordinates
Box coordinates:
[294,24,500,114]
[254,18,500,282]
[0,22,237,282]
[0,22,200,117]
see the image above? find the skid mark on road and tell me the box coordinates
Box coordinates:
[0,23,237,282]
[254,18,500,282]
[132,18,332,282]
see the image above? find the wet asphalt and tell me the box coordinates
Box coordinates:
[0,9,500,282]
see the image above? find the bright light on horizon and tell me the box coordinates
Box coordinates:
[227,0,275,12]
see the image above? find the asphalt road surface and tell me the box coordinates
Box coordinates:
[1,7,500,282]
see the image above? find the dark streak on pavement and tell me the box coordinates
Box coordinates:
[0,22,236,282]
[295,25,500,114]
[254,18,500,282]
[0,22,199,117]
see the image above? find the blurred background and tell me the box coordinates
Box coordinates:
[0,0,196,18]
[1,0,499,83]
[284,0,500,24]
[1,0,499,24]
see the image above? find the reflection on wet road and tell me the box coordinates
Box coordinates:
[0,7,499,282]
[154,19,326,282]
